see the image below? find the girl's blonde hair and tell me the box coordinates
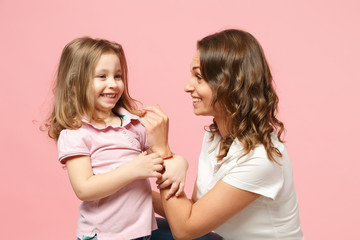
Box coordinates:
[46,37,140,140]
[197,29,285,163]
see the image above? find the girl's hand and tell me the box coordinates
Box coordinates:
[130,152,164,179]
[140,105,171,157]
[157,155,189,199]
[65,153,164,202]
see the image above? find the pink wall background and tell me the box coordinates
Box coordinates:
[1,0,359,239]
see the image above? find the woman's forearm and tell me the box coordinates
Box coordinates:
[161,180,260,240]
[160,188,205,240]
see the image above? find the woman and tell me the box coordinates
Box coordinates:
[142,29,304,240]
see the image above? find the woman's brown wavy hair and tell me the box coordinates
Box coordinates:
[45,37,141,140]
[198,29,285,163]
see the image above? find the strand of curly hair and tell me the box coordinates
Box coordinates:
[200,29,285,163]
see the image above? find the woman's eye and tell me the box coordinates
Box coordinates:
[195,74,202,81]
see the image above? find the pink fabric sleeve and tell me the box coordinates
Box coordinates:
[57,129,90,164]
[133,120,148,151]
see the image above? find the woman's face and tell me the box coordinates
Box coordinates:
[184,50,217,117]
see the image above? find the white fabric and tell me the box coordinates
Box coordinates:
[196,131,304,239]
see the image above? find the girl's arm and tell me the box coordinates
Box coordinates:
[191,178,198,203]
[160,178,259,240]
[152,190,166,218]
[65,152,163,201]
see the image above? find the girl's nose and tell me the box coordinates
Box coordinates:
[108,77,118,88]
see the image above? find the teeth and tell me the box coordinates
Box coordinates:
[102,93,116,98]
[192,98,201,102]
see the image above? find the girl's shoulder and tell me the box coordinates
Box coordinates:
[58,124,91,143]
[57,125,92,163]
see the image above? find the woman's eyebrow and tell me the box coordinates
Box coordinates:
[192,66,200,71]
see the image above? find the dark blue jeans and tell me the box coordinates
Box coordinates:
[151,218,223,240]
[77,233,150,240]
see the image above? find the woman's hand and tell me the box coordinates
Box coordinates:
[157,154,189,199]
[140,105,172,157]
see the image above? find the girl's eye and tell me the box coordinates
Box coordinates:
[97,74,106,79]
[115,74,122,80]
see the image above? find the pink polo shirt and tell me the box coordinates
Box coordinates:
[57,108,157,240]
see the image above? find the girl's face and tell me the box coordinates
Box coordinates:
[184,50,217,117]
[92,52,124,118]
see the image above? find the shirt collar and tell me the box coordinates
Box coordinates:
[82,107,140,130]
[113,106,141,127]
[207,132,244,166]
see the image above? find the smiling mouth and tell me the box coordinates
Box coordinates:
[192,97,202,102]
[101,93,117,98]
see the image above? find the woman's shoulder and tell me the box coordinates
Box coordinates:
[256,135,285,155]
[230,133,286,162]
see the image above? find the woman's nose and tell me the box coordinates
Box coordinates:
[184,79,194,92]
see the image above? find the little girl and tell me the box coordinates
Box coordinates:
[46,37,169,240]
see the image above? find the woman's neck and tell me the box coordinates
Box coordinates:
[214,116,228,139]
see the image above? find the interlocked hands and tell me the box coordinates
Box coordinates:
[140,105,188,199]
